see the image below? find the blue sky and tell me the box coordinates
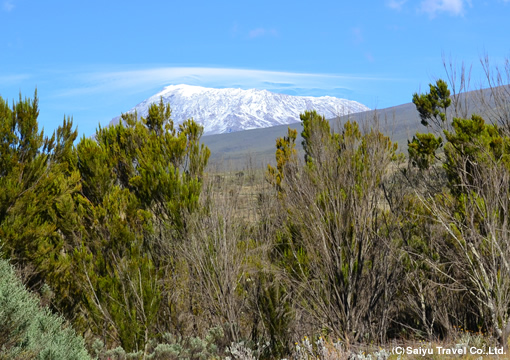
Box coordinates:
[1,0,509,137]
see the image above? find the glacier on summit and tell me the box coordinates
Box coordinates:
[111,84,370,135]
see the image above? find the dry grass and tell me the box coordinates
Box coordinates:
[290,335,508,360]
[203,165,270,222]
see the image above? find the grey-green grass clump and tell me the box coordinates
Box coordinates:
[0,257,91,360]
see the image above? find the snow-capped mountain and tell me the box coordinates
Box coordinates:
[111,84,370,135]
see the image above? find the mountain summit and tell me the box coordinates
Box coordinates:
[111,84,370,135]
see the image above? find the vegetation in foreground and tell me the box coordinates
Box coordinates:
[1,58,510,359]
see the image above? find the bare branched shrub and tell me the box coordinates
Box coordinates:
[275,111,401,343]
[409,60,510,347]
[181,175,254,344]
[442,54,510,132]
[420,136,510,348]
[479,55,510,133]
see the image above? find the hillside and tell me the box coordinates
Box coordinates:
[203,87,499,169]
[202,101,421,169]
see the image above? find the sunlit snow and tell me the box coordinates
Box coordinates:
[111,84,370,135]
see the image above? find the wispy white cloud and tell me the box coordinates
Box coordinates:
[54,66,396,99]
[248,28,278,39]
[419,0,467,17]
[351,27,364,45]
[0,73,30,86]
[3,0,14,12]
[386,0,407,10]
[230,22,239,37]
[388,0,471,17]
